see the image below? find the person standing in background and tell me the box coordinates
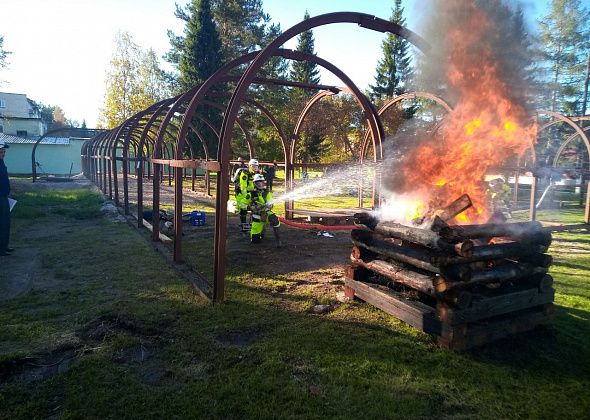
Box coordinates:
[0,140,14,256]
[265,161,277,192]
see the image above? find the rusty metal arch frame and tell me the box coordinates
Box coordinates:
[134,99,179,227]
[552,125,590,168]
[213,12,430,300]
[110,106,161,207]
[355,91,453,209]
[172,46,388,294]
[85,13,430,302]
[360,91,453,160]
[162,48,333,261]
[534,112,590,166]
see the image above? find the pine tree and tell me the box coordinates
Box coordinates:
[289,11,320,94]
[165,0,274,86]
[211,0,271,59]
[369,0,412,102]
[289,11,324,163]
[178,0,222,91]
[539,0,590,115]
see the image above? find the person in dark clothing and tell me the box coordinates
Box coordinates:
[265,161,277,192]
[0,140,13,256]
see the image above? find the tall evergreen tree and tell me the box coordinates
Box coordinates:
[289,11,320,93]
[369,0,412,102]
[211,0,271,59]
[178,0,222,91]
[165,0,274,83]
[539,0,590,115]
[289,11,324,163]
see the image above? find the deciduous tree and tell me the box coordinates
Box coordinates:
[99,32,168,128]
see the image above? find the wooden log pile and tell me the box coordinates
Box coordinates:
[344,195,555,350]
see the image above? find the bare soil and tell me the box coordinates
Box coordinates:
[2,176,353,306]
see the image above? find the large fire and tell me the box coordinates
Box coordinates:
[381,0,537,224]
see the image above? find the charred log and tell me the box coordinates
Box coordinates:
[436,262,548,292]
[431,242,549,265]
[350,254,436,295]
[354,213,473,257]
[439,221,546,242]
[351,229,439,273]
[436,194,473,222]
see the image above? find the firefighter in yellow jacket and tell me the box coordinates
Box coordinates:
[247,173,282,247]
[235,158,259,232]
[487,176,512,217]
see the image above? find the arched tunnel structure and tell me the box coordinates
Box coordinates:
[80,12,590,302]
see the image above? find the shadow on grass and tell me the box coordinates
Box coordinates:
[552,261,590,271]
[468,305,590,379]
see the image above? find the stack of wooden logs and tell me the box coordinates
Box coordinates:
[344,194,555,350]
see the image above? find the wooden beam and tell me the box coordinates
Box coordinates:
[344,279,442,335]
[141,218,173,244]
[436,287,555,325]
[150,159,221,171]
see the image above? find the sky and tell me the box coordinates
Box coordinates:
[0,0,548,128]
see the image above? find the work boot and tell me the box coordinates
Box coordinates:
[241,223,250,234]
[273,227,283,248]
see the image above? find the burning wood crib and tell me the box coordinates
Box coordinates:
[344,195,555,350]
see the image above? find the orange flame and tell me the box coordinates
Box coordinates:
[395,0,536,224]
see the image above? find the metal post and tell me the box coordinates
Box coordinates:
[585,181,590,224]
[174,166,183,263]
[529,176,538,221]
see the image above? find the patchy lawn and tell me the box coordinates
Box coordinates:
[0,180,589,419]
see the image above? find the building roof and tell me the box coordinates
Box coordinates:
[0,133,70,145]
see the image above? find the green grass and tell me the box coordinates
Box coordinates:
[0,184,589,419]
[12,189,104,220]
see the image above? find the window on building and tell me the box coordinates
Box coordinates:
[0,99,6,108]
[16,130,28,137]
[0,125,3,133]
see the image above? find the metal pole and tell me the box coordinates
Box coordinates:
[529,176,538,221]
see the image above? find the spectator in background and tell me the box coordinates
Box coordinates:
[265,161,277,192]
[0,140,14,256]
[302,168,309,182]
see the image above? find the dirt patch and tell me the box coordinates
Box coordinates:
[114,343,155,364]
[78,314,165,344]
[0,345,79,385]
[215,328,264,347]
[0,247,46,300]
[9,176,354,312]
[11,176,96,192]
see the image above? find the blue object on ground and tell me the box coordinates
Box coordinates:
[189,211,206,226]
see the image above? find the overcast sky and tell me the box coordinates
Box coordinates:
[0,0,546,127]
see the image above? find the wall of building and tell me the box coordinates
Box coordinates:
[4,140,86,175]
[0,118,45,137]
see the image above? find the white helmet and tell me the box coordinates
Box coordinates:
[249,159,259,166]
[253,173,265,183]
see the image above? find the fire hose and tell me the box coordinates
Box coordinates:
[278,216,356,231]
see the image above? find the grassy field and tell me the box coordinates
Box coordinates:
[0,182,589,419]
